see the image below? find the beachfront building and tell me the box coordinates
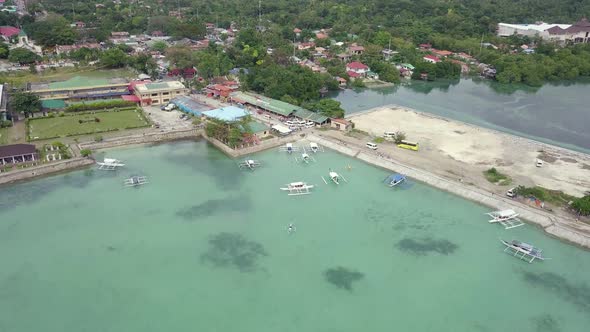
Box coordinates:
[230,91,329,126]
[330,118,352,132]
[133,81,188,106]
[497,18,590,44]
[29,76,130,104]
[0,144,38,165]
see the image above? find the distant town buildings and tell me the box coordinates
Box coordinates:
[497,18,590,44]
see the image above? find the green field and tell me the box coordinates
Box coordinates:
[0,127,9,144]
[27,108,149,140]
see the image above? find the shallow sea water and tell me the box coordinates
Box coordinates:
[1,140,589,332]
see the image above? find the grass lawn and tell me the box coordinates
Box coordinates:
[0,67,137,88]
[27,108,149,140]
[0,127,9,145]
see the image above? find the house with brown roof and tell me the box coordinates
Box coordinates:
[348,44,365,55]
[498,18,590,45]
[330,118,352,131]
[0,144,38,165]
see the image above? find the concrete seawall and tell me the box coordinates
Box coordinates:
[0,158,95,186]
[202,134,301,158]
[79,129,201,150]
[307,133,590,249]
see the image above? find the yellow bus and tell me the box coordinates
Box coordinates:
[397,140,419,151]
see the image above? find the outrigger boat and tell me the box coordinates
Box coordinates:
[124,175,148,187]
[322,170,348,185]
[97,158,125,170]
[238,159,262,170]
[501,239,547,263]
[296,146,316,163]
[384,173,406,187]
[280,182,314,195]
[279,143,299,154]
[486,209,524,229]
[309,142,323,153]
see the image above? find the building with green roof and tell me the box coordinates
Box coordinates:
[231,91,329,124]
[29,76,130,102]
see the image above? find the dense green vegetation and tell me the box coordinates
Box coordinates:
[9,92,41,117]
[483,168,512,186]
[514,185,577,206]
[2,0,590,90]
[204,116,256,148]
[572,196,590,216]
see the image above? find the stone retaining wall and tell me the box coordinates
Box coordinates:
[0,158,95,186]
[79,129,200,150]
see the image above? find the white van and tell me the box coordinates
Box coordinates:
[506,187,517,198]
[366,142,378,150]
[536,159,544,167]
[383,131,396,140]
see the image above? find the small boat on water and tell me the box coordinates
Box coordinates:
[279,143,299,154]
[97,158,125,170]
[280,182,314,195]
[321,169,348,185]
[486,209,524,229]
[384,173,406,187]
[309,142,323,153]
[501,239,547,263]
[124,176,148,187]
[238,159,262,170]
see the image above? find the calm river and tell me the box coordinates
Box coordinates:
[333,78,590,153]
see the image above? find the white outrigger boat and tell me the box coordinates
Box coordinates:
[97,158,125,170]
[501,239,547,263]
[296,146,316,164]
[322,170,348,185]
[309,142,323,153]
[124,175,148,187]
[279,143,299,154]
[486,209,524,229]
[280,182,314,195]
[384,173,406,187]
[238,159,262,170]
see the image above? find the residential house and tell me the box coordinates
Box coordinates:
[70,21,86,29]
[450,59,470,74]
[0,26,19,41]
[0,144,39,165]
[330,118,352,131]
[336,77,347,87]
[455,52,474,62]
[316,31,328,39]
[151,30,164,37]
[293,28,302,36]
[382,49,399,61]
[423,55,441,64]
[337,53,352,62]
[297,42,315,50]
[348,44,365,55]
[346,61,370,78]
[56,43,101,55]
[432,49,453,57]
[419,43,432,50]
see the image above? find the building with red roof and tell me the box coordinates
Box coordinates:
[423,55,441,64]
[0,26,20,40]
[346,61,370,78]
[432,49,453,57]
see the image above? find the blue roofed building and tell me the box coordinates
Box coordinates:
[202,106,251,122]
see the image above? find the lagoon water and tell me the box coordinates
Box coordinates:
[1,140,590,332]
[333,78,590,153]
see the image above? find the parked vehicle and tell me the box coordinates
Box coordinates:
[366,142,378,150]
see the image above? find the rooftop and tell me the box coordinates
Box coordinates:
[134,81,186,92]
[231,91,305,117]
[0,144,36,158]
[293,108,329,124]
[243,121,269,133]
[31,76,128,91]
[202,106,250,122]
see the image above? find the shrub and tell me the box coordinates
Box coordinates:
[572,196,590,216]
[394,131,406,144]
[483,168,512,185]
[65,100,136,112]
[48,112,56,118]
[58,111,65,117]
[373,137,385,143]
[94,135,103,142]
[0,120,12,128]
[80,149,92,157]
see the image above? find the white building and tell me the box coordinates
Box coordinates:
[497,18,590,45]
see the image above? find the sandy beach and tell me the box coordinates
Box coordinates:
[345,106,590,197]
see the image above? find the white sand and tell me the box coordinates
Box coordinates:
[347,107,590,197]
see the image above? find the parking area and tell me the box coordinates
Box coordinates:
[143,106,194,131]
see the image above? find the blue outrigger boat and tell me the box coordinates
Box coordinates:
[384,173,406,187]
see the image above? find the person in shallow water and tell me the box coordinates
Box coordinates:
[288,223,296,233]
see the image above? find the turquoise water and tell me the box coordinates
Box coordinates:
[1,140,590,331]
[333,78,590,153]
